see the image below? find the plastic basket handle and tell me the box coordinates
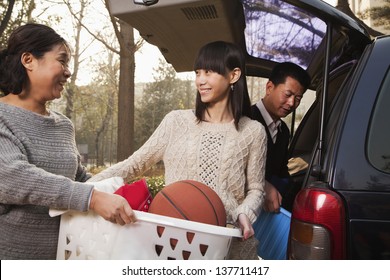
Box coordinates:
[133,210,243,238]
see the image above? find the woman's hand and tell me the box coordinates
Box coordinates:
[89,189,137,225]
[237,213,254,240]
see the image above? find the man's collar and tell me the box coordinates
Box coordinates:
[256,99,279,128]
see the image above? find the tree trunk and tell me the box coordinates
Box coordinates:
[0,0,15,37]
[117,22,135,161]
[64,0,85,120]
[96,89,115,167]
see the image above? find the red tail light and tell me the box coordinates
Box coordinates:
[288,186,346,259]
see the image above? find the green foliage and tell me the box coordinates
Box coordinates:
[144,176,165,197]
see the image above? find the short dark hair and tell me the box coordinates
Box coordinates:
[269,62,311,92]
[0,23,69,95]
[193,41,251,129]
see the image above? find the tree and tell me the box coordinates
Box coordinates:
[359,0,390,32]
[62,0,91,120]
[335,0,385,37]
[0,0,36,48]
[116,21,136,161]
[0,0,15,40]
[55,0,142,164]
[73,51,119,167]
[92,52,118,166]
[104,0,144,162]
[134,59,195,149]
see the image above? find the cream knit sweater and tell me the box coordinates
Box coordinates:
[91,110,267,224]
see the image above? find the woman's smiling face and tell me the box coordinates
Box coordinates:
[195,69,231,104]
[26,43,71,102]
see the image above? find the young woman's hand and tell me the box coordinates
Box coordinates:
[237,213,254,240]
[89,189,137,225]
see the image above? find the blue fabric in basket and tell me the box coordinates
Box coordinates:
[253,207,291,260]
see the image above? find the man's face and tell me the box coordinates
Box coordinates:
[265,76,305,119]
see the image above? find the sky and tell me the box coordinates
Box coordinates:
[135,42,164,83]
[134,39,194,84]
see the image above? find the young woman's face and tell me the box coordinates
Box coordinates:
[195,69,231,104]
[27,43,71,102]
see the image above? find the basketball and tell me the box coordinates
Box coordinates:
[149,180,226,227]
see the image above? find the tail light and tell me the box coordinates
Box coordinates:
[288,186,346,259]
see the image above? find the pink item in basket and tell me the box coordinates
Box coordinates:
[114,178,152,212]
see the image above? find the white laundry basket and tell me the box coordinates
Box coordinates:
[56,210,242,260]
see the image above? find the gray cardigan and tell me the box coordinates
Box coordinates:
[0,102,93,259]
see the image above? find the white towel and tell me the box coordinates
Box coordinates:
[49,177,124,217]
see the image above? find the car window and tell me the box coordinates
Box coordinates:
[242,0,326,69]
[367,68,390,173]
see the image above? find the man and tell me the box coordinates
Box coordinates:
[251,62,311,213]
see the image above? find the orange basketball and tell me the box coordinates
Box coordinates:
[149,180,226,227]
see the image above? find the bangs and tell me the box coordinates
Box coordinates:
[193,44,228,75]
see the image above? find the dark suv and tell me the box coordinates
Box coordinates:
[109,0,390,259]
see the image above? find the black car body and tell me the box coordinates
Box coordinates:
[108,0,390,259]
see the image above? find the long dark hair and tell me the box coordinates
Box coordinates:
[193,41,251,130]
[0,23,69,95]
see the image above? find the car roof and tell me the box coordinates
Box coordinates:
[109,0,371,89]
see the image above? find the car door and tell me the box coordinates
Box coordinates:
[328,36,390,259]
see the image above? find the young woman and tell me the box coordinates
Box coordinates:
[0,23,135,260]
[90,41,267,259]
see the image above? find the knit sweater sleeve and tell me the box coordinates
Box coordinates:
[0,122,93,212]
[89,111,175,183]
[231,120,267,224]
